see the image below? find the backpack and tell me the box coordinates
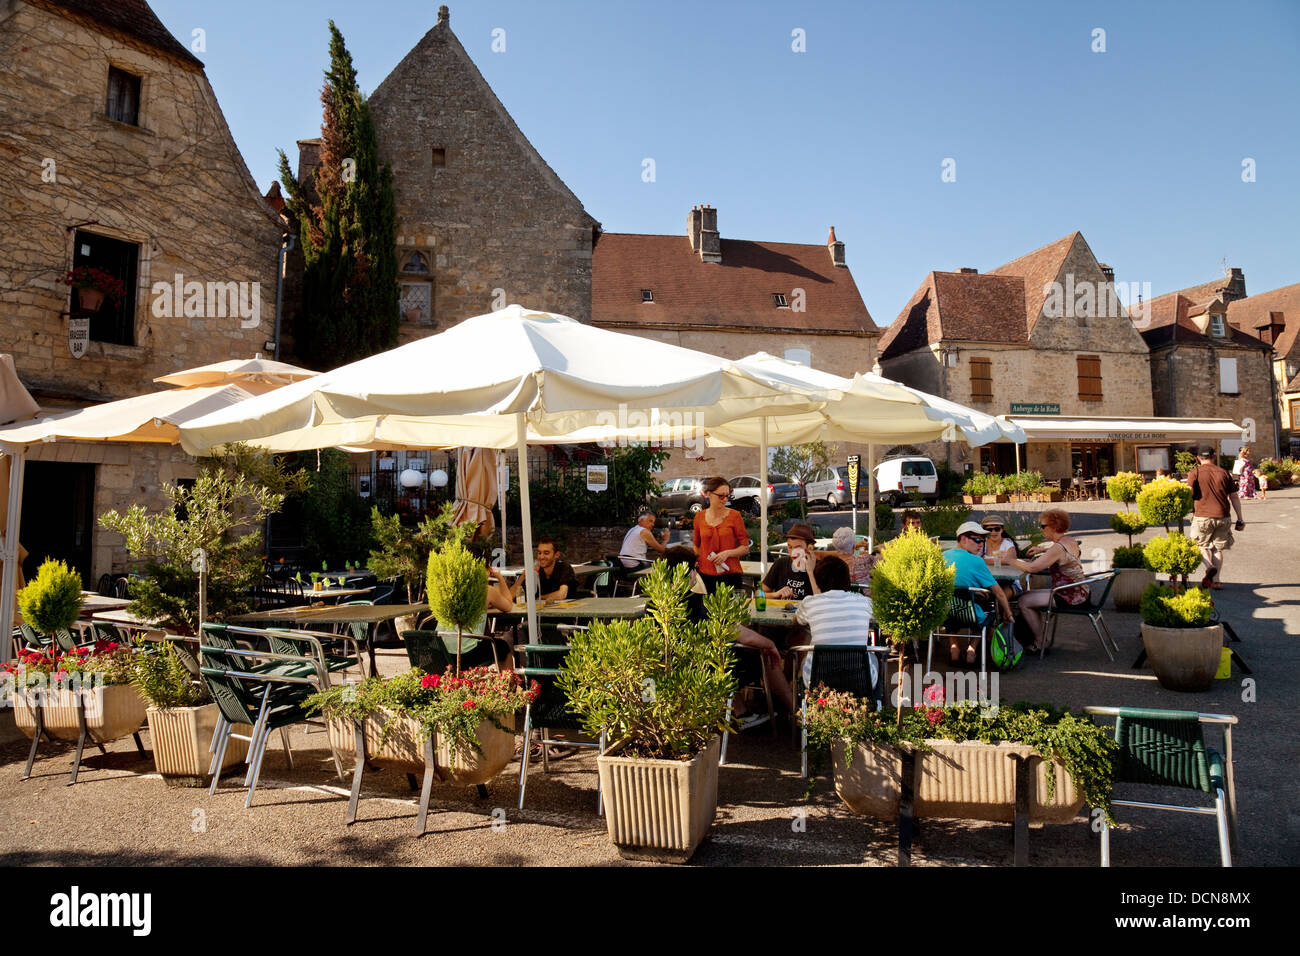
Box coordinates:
[989,620,1023,671]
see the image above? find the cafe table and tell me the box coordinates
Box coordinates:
[227,602,430,674]
[748,598,803,629]
[491,596,647,622]
[78,593,132,617]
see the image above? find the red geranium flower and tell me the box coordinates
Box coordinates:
[421,674,441,689]
[462,700,476,710]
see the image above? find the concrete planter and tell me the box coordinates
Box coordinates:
[146,704,250,786]
[328,708,516,783]
[14,684,147,744]
[435,714,516,786]
[1111,568,1156,612]
[831,738,1084,823]
[598,735,721,862]
[1140,623,1223,692]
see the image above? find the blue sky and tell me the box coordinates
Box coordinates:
[152,0,1299,324]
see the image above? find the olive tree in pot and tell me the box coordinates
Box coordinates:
[1139,532,1218,691]
[558,560,746,862]
[131,639,250,786]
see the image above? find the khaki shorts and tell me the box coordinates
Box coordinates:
[1192,516,1234,551]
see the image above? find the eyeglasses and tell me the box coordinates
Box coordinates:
[710,491,729,499]
[985,526,1003,532]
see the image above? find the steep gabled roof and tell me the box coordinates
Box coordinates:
[32,0,204,70]
[986,232,1079,334]
[1227,282,1300,358]
[592,233,874,333]
[877,271,1027,358]
[1139,299,1271,350]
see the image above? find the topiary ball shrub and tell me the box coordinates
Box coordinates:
[1109,511,1148,547]
[1143,532,1203,579]
[869,531,955,645]
[1111,546,1150,570]
[1139,584,1213,629]
[1137,477,1193,530]
[17,558,84,635]
[1107,472,1145,507]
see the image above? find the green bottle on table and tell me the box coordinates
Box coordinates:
[754,589,766,612]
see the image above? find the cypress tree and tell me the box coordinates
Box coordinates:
[278,21,398,368]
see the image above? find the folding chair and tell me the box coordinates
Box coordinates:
[1085,706,1239,866]
[793,638,891,778]
[1041,570,1119,661]
[516,643,606,814]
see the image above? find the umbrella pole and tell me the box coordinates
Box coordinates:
[497,453,507,565]
[1015,442,1021,474]
[516,415,539,646]
[0,446,25,664]
[867,444,876,552]
[759,418,769,575]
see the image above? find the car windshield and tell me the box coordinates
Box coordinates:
[769,475,791,484]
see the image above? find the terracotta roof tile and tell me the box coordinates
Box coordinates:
[591,233,875,334]
[1226,282,1300,358]
[1140,301,1270,350]
[33,0,204,70]
[986,232,1079,333]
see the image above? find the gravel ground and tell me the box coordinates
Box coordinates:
[3,490,1297,867]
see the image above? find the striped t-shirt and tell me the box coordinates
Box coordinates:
[794,590,876,687]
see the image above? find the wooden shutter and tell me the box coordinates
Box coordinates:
[970,357,993,403]
[1077,355,1102,402]
[1218,357,1238,394]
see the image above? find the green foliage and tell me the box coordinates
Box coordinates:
[1173,450,1197,477]
[874,501,895,537]
[869,532,955,643]
[1139,584,1213,629]
[919,501,972,539]
[1143,532,1203,578]
[935,465,965,499]
[1111,546,1150,571]
[778,499,805,521]
[1109,511,1148,548]
[98,449,303,631]
[802,691,1119,822]
[771,441,836,517]
[131,639,205,709]
[507,445,670,528]
[289,449,373,569]
[1001,511,1043,548]
[426,541,488,636]
[17,559,83,634]
[1106,471,1145,507]
[1001,471,1044,495]
[1137,477,1193,529]
[278,20,397,368]
[558,560,743,760]
[368,503,477,604]
[961,472,998,496]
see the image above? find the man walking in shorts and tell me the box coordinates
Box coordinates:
[1185,446,1245,588]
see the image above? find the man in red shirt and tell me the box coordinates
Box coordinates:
[1185,446,1245,589]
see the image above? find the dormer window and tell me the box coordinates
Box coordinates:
[641,289,654,303]
[1209,314,1227,337]
[106,66,141,126]
[772,293,788,308]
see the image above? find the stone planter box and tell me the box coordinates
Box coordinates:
[14,684,147,744]
[1035,489,1062,502]
[328,709,516,784]
[1141,623,1223,692]
[1111,568,1155,613]
[146,704,250,787]
[831,738,1084,824]
[962,494,1009,505]
[598,735,721,863]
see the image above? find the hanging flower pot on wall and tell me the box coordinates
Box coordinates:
[76,287,105,312]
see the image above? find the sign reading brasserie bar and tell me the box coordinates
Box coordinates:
[1010,402,1059,415]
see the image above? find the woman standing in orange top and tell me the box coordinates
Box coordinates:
[692,476,751,593]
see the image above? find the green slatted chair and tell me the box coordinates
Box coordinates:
[1085,706,1239,867]
[793,632,892,779]
[1041,570,1120,661]
[516,643,606,814]
[402,629,455,674]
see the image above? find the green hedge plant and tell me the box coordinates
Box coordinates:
[1109,511,1148,548]
[1111,546,1150,571]
[1137,477,1193,531]
[1143,531,1202,583]
[17,558,84,635]
[1139,584,1213,629]
[1106,472,1144,508]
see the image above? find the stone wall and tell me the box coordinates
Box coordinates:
[1150,343,1276,456]
[0,1,284,400]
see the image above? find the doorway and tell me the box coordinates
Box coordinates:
[1070,443,1114,479]
[20,462,96,587]
[978,444,1018,475]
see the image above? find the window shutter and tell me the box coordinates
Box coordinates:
[969,357,993,403]
[1077,355,1102,401]
[1219,357,1238,394]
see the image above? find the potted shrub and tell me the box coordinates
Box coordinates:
[368,503,478,636]
[131,639,250,786]
[63,265,127,313]
[1138,582,1220,691]
[309,666,535,785]
[17,557,83,638]
[1144,529,1203,589]
[7,640,147,746]
[804,690,1118,836]
[426,540,489,672]
[960,472,1006,504]
[1137,476,1193,534]
[558,561,747,862]
[1110,545,1153,612]
[1106,471,1144,509]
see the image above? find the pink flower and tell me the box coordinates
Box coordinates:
[923,684,945,705]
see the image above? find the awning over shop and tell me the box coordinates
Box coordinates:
[997,416,1245,443]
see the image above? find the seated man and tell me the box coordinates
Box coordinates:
[509,537,578,602]
[762,522,817,600]
[942,521,1015,664]
[794,551,877,690]
[620,509,669,568]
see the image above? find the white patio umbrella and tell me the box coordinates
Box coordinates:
[179,305,835,645]
[0,355,40,629]
[154,356,317,390]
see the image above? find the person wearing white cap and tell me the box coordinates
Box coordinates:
[942,522,1015,664]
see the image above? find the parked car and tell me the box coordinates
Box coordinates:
[874,455,938,506]
[804,465,867,510]
[649,476,707,516]
[727,474,803,516]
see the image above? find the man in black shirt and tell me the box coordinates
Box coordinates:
[762,522,816,600]
[510,537,578,602]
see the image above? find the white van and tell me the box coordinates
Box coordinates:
[874,456,938,506]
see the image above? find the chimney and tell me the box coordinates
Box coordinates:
[296,138,323,186]
[827,227,846,268]
[1224,267,1247,304]
[1099,263,1114,282]
[437,5,449,26]
[698,204,721,264]
[687,205,702,254]
[958,267,978,274]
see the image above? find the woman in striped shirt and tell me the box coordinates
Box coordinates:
[794,552,877,688]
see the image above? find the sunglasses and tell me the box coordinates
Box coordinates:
[984,526,1004,532]
[1039,523,1050,529]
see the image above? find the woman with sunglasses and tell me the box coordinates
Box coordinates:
[1009,508,1089,652]
[692,476,751,593]
[979,514,1020,562]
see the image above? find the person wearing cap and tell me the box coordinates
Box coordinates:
[763,522,817,600]
[1010,508,1090,652]
[831,525,874,586]
[979,514,1019,562]
[1185,445,1244,589]
[943,521,1015,664]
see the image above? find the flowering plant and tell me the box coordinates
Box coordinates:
[1,640,135,692]
[63,266,127,304]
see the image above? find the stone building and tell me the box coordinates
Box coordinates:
[0,0,285,581]
[1141,276,1278,457]
[591,207,879,480]
[287,5,598,353]
[877,232,1154,480]
[1226,282,1300,453]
